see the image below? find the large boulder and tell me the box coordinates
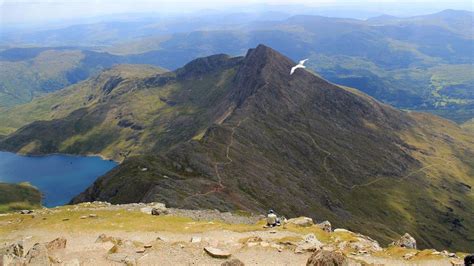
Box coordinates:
[0,242,25,265]
[317,221,332,232]
[287,217,314,227]
[338,234,382,254]
[25,243,51,265]
[1,242,24,257]
[391,233,417,249]
[295,234,323,253]
[306,249,349,266]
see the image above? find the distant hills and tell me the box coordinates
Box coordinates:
[1,45,472,252]
[1,10,472,123]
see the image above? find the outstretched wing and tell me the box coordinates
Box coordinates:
[299,59,309,65]
[290,65,305,75]
[290,65,298,75]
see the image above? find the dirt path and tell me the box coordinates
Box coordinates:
[184,118,248,201]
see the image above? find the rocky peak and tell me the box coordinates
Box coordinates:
[176,54,242,80]
[230,45,299,105]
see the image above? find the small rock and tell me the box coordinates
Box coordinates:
[156,236,167,242]
[333,228,350,233]
[62,218,70,221]
[107,253,130,264]
[96,234,123,245]
[144,244,152,248]
[80,216,88,219]
[221,259,245,266]
[451,259,464,266]
[316,221,332,232]
[191,236,202,243]
[271,244,283,252]
[286,217,314,227]
[269,230,277,234]
[391,233,417,249]
[19,210,33,214]
[204,247,231,258]
[306,249,348,266]
[46,237,67,251]
[135,248,146,253]
[431,251,441,255]
[89,214,98,218]
[151,207,169,216]
[403,252,416,260]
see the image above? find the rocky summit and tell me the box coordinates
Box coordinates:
[1,45,473,252]
[0,202,469,265]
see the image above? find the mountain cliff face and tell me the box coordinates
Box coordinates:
[1,45,473,251]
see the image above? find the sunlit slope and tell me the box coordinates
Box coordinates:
[0,182,42,213]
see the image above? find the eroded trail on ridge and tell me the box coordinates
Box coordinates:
[184,118,248,201]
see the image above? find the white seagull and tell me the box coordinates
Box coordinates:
[290,59,308,75]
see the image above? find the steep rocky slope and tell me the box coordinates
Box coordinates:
[1,45,473,251]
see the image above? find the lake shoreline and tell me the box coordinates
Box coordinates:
[0,149,120,164]
[0,151,117,207]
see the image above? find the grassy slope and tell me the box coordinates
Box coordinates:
[0,64,166,136]
[0,182,42,213]
[0,49,85,107]
[0,59,237,161]
[462,118,474,132]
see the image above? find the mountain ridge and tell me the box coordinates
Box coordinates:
[0,45,472,251]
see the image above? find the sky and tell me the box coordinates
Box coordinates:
[1,0,472,25]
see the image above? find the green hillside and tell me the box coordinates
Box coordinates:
[1,46,472,251]
[0,182,42,213]
[0,64,166,136]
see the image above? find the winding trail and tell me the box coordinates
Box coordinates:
[184,114,455,202]
[183,118,247,201]
[280,125,454,191]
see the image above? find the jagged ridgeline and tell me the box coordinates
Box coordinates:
[1,45,473,252]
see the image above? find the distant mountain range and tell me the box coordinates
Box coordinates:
[1,45,472,252]
[1,9,472,123]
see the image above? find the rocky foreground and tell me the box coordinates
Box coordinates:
[0,202,469,266]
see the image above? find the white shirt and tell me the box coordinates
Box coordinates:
[267,213,277,224]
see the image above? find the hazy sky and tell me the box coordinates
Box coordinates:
[1,0,472,25]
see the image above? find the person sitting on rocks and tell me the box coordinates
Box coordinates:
[266,209,280,227]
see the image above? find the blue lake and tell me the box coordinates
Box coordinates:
[0,151,117,207]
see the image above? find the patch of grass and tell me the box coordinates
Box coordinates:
[0,183,42,213]
[0,207,265,235]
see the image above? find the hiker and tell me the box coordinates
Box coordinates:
[266,209,280,227]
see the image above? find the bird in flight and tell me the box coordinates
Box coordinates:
[290,59,308,75]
